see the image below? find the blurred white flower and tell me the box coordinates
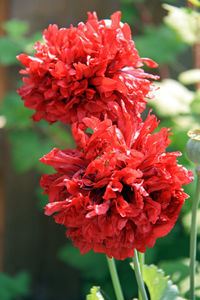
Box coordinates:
[152,79,194,116]
[0,116,6,128]
[163,4,200,45]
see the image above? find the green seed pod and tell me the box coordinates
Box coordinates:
[187,129,200,164]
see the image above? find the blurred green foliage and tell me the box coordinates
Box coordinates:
[0,20,74,174]
[0,271,31,300]
[134,25,187,65]
[0,18,74,300]
[0,1,200,299]
[0,19,42,65]
[159,259,200,299]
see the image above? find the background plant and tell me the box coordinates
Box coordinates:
[0,0,199,299]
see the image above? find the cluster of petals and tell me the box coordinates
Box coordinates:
[40,108,193,260]
[17,11,158,125]
[17,10,193,259]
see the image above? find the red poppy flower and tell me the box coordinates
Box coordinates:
[40,109,193,260]
[17,11,158,125]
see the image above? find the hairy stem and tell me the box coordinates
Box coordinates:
[106,257,124,300]
[190,168,200,300]
[138,252,145,300]
[133,250,148,300]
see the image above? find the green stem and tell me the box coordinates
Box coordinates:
[133,250,148,300]
[190,168,200,300]
[106,257,124,300]
[138,252,145,300]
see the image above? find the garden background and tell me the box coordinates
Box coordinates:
[0,0,199,299]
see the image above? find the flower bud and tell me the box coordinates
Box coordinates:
[186,129,200,164]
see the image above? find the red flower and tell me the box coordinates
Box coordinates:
[17,11,158,125]
[40,109,193,260]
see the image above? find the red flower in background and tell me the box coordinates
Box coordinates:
[40,109,193,260]
[17,11,158,125]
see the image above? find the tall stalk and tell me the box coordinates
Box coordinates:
[106,257,124,300]
[189,168,200,300]
[132,250,148,300]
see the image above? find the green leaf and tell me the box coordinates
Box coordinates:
[3,19,29,39]
[0,271,31,300]
[144,265,179,300]
[134,25,186,65]
[0,37,22,65]
[179,69,200,85]
[0,92,32,129]
[8,130,54,173]
[24,31,43,54]
[163,4,200,45]
[131,264,179,300]
[86,286,104,300]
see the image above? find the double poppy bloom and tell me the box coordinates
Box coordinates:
[40,110,193,260]
[18,12,193,260]
[17,11,158,124]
